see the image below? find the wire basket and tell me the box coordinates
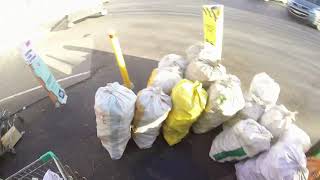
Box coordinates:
[6,151,86,180]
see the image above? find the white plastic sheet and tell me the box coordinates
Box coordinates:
[132,87,172,149]
[193,75,245,134]
[43,170,62,180]
[209,119,272,162]
[94,82,137,160]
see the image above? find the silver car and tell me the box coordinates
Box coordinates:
[287,0,320,30]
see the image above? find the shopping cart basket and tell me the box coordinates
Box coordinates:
[5,151,86,180]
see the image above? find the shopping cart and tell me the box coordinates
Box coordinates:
[5,151,86,180]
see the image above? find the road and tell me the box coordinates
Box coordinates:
[1,0,320,179]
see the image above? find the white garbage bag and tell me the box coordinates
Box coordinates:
[209,119,273,162]
[94,82,137,160]
[198,43,220,65]
[185,42,204,62]
[260,104,296,138]
[238,96,266,121]
[249,72,280,105]
[193,75,245,134]
[158,54,188,73]
[147,66,182,94]
[235,142,309,180]
[132,87,172,149]
[185,42,220,64]
[279,124,311,153]
[222,116,241,131]
[185,61,226,88]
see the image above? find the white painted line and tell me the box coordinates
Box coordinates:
[0,71,91,103]
[56,71,90,83]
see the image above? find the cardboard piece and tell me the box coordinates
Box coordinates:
[21,40,67,105]
[1,126,22,149]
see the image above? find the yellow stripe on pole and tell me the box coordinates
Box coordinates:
[108,31,133,89]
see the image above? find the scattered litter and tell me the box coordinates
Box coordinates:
[163,79,207,146]
[132,87,172,149]
[249,72,280,105]
[259,104,296,138]
[147,67,182,94]
[235,142,309,180]
[158,54,189,73]
[0,110,24,156]
[185,61,226,88]
[209,119,273,162]
[193,75,245,134]
[94,82,137,160]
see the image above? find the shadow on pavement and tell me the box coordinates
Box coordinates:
[0,49,236,180]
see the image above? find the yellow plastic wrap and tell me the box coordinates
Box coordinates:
[163,79,208,145]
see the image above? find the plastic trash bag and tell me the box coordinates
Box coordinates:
[158,54,189,73]
[209,119,273,162]
[94,82,137,160]
[238,96,266,121]
[163,79,208,146]
[185,61,226,88]
[249,72,280,105]
[222,116,241,130]
[186,42,204,62]
[235,142,309,180]
[198,43,220,65]
[260,104,296,138]
[279,124,311,153]
[185,42,220,64]
[43,170,63,180]
[193,75,245,134]
[147,67,182,94]
[223,97,266,130]
[132,87,172,149]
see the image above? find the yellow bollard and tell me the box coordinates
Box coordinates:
[108,31,133,89]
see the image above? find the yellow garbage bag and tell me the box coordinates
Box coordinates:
[163,79,208,145]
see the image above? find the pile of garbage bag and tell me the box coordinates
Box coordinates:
[94,42,312,180]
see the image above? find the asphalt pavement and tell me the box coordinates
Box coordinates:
[0,52,236,180]
[1,0,320,179]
